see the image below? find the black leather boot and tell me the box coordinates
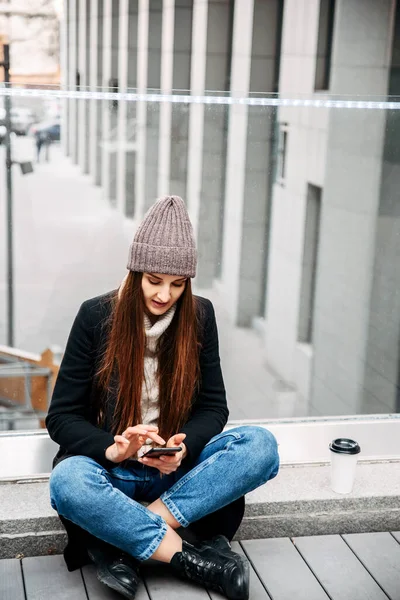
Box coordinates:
[204,534,232,552]
[170,540,250,600]
[87,540,140,600]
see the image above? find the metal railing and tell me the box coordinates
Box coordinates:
[0,359,53,430]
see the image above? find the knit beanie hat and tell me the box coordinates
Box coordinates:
[127,195,197,278]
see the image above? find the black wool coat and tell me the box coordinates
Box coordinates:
[46,292,245,571]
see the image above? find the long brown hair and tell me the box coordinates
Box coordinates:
[96,271,200,441]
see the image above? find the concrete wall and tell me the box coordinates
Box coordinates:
[78,0,90,174]
[263,0,394,416]
[363,0,400,414]
[186,0,208,237]
[89,0,103,187]
[143,0,163,213]
[0,0,59,80]
[220,0,281,324]
[61,0,69,157]
[195,0,233,288]
[67,0,78,164]
[134,0,149,220]
[157,0,174,196]
[126,2,139,217]
[265,0,329,403]
[101,0,112,198]
[107,0,120,206]
[116,0,138,218]
[310,0,393,415]
[237,0,280,326]
[169,0,193,200]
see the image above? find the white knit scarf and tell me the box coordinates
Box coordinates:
[141,303,176,427]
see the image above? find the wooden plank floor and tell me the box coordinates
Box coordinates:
[2,533,400,599]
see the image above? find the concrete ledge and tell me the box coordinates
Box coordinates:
[0,530,66,559]
[238,460,400,539]
[1,461,400,558]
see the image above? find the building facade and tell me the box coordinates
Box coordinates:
[0,0,60,85]
[62,0,400,418]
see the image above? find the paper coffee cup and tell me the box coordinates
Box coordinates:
[329,438,361,494]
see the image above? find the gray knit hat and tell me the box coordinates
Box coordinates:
[127,195,197,277]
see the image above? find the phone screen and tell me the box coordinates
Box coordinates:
[143,446,182,458]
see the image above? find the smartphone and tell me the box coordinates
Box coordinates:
[142,446,182,459]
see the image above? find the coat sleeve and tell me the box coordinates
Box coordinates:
[179,299,229,461]
[45,301,115,468]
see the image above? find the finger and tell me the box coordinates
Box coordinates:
[132,424,159,432]
[122,427,149,438]
[159,465,179,474]
[122,425,157,440]
[114,435,129,445]
[146,432,166,445]
[138,457,164,467]
[159,454,181,463]
[167,433,186,447]
[159,456,182,467]
[125,424,158,432]
[121,432,141,442]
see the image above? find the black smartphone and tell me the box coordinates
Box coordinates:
[142,446,182,459]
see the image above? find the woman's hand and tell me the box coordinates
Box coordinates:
[138,433,187,474]
[105,425,165,463]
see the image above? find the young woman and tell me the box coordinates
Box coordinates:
[46,195,279,600]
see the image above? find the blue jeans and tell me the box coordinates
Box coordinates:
[49,426,279,561]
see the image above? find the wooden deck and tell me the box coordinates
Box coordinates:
[2,533,400,600]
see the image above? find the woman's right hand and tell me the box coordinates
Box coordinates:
[105,425,165,463]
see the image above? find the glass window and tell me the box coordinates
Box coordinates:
[0,0,399,433]
[314,0,336,91]
[276,123,288,184]
[298,184,322,345]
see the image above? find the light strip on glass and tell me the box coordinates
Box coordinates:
[0,88,398,110]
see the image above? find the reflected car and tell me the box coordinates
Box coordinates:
[0,107,37,140]
[10,107,36,135]
[29,120,61,142]
[0,108,6,143]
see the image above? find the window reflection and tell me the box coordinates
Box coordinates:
[1,0,399,431]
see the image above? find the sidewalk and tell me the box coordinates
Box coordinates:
[196,285,307,420]
[4,531,400,600]
[0,142,134,353]
[0,142,306,420]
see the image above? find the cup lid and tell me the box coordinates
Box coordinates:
[329,438,361,455]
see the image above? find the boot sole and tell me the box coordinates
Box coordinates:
[95,563,139,600]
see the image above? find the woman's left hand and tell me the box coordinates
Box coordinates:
[138,433,187,474]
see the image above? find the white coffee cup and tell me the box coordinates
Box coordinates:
[329,438,361,494]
